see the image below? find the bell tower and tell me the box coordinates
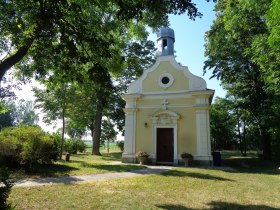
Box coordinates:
[157,27,175,56]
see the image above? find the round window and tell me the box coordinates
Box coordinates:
[161,76,170,84]
[158,73,174,89]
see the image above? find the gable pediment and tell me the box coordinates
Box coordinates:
[127,55,207,94]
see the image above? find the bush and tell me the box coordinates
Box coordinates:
[136,151,149,158]
[116,141,124,152]
[64,138,86,154]
[0,125,58,168]
[0,130,21,167]
[180,152,193,159]
[0,167,14,210]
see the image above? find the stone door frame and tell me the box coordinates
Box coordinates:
[151,110,180,165]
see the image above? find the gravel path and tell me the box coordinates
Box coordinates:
[14,165,173,187]
[13,164,234,187]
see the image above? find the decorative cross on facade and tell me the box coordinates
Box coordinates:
[161,99,169,110]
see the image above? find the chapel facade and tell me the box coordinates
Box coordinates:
[122,27,214,165]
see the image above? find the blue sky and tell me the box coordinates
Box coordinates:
[149,1,226,99]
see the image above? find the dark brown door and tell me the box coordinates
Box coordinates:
[157,128,174,162]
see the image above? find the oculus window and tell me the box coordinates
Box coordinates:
[158,73,174,89]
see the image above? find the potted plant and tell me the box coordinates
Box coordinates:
[136,151,149,165]
[180,152,193,167]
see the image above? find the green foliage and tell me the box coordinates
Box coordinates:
[34,83,75,159]
[14,99,38,126]
[65,120,86,139]
[0,0,206,82]
[0,128,21,166]
[0,102,8,115]
[136,151,149,158]
[0,126,58,168]
[64,138,87,154]
[0,101,16,129]
[100,119,117,145]
[180,152,193,159]
[116,141,124,152]
[204,0,278,159]
[0,99,39,129]
[266,0,280,49]
[210,97,236,150]
[0,167,14,210]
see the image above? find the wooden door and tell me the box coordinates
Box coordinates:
[157,128,174,162]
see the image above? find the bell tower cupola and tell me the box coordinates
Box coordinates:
[157,27,175,56]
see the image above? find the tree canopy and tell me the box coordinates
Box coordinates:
[204,0,280,160]
[0,0,210,83]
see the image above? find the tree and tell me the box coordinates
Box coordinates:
[0,99,38,128]
[100,119,118,153]
[14,99,38,126]
[65,120,86,139]
[64,69,114,155]
[0,101,16,129]
[0,0,208,82]
[33,82,74,159]
[110,40,157,133]
[204,0,275,159]
[13,1,213,156]
[210,97,235,151]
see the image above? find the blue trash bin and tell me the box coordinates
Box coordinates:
[212,151,221,166]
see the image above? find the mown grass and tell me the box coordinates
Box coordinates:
[220,150,279,175]
[8,150,280,210]
[9,167,280,209]
[11,147,143,179]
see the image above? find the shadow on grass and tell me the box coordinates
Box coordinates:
[25,164,79,178]
[222,157,280,175]
[207,201,279,209]
[157,204,193,210]
[161,170,234,181]
[100,152,122,161]
[157,202,279,210]
[79,163,145,172]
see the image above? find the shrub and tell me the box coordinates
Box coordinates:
[64,138,86,154]
[116,141,124,152]
[0,130,21,167]
[0,167,14,210]
[21,134,58,166]
[136,151,149,158]
[180,152,193,159]
[0,125,58,168]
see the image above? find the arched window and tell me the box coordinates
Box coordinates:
[163,39,167,50]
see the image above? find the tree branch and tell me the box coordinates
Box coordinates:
[0,42,33,81]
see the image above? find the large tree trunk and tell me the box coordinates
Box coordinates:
[92,101,103,155]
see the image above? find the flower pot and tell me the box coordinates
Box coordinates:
[183,158,192,167]
[138,156,148,165]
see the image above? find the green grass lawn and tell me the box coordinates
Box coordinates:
[9,167,280,209]
[11,148,143,179]
[8,150,280,210]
